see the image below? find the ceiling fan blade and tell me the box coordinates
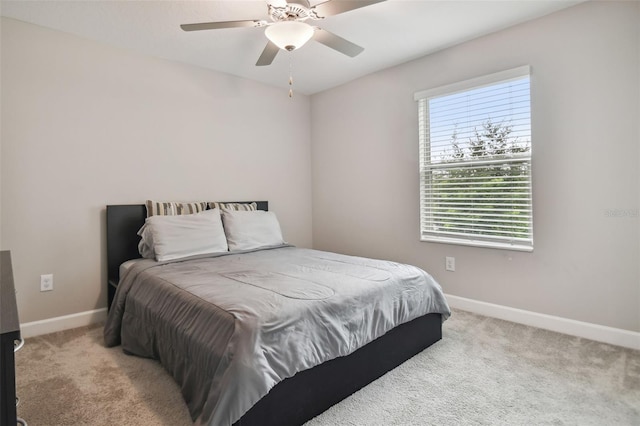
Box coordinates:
[256,41,280,66]
[313,28,364,57]
[312,0,386,18]
[180,20,261,32]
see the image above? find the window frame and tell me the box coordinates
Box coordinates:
[414,66,534,252]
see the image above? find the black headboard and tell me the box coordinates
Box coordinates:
[106,201,268,308]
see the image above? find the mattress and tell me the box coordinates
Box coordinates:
[104,246,450,425]
[118,259,142,278]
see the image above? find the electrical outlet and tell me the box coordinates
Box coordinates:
[40,274,53,292]
[445,257,456,272]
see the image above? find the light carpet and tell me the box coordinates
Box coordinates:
[15,310,640,425]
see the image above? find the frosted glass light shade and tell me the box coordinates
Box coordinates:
[265,21,314,51]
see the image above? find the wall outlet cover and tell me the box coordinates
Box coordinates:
[40,274,53,292]
[445,257,456,272]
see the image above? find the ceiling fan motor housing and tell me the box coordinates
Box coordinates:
[269,1,315,23]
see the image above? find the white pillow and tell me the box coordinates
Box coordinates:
[138,209,228,261]
[137,227,156,259]
[221,209,285,251]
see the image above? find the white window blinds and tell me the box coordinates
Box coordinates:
[414,66,533,251]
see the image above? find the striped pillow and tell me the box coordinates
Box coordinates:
[145,200,208,217]
[208,202,257,211]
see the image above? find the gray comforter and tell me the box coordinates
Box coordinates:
[104,246,450,425]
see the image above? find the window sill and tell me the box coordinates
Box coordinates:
[421,236,533,252]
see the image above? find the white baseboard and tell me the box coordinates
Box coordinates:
[18,298,640,351]
[20,308,108,339]
[445,294,640,351]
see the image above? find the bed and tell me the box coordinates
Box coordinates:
[104,202,450,426]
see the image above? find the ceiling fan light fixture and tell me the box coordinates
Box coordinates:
[265,21,314,52]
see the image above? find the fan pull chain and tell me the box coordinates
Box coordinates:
[288,56,294,98]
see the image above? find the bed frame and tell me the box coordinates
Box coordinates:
[105,203,443,426]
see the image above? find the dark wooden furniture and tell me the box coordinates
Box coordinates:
[105,203,443,425]
[1,250,23,425]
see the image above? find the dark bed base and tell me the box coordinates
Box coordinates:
[105,203,443,425]
[235,312,442,426]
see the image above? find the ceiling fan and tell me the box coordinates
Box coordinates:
[180,0,386,66]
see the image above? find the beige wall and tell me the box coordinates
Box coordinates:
[311,2,640,332]
[2,2,639,333]
[1,18,312,322]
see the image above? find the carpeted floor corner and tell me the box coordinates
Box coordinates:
[15,310,640,425]
[16,323,191,425]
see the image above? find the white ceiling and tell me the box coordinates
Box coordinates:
[1,0,583,95]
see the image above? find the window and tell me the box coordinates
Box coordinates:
[414,66,533,251]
